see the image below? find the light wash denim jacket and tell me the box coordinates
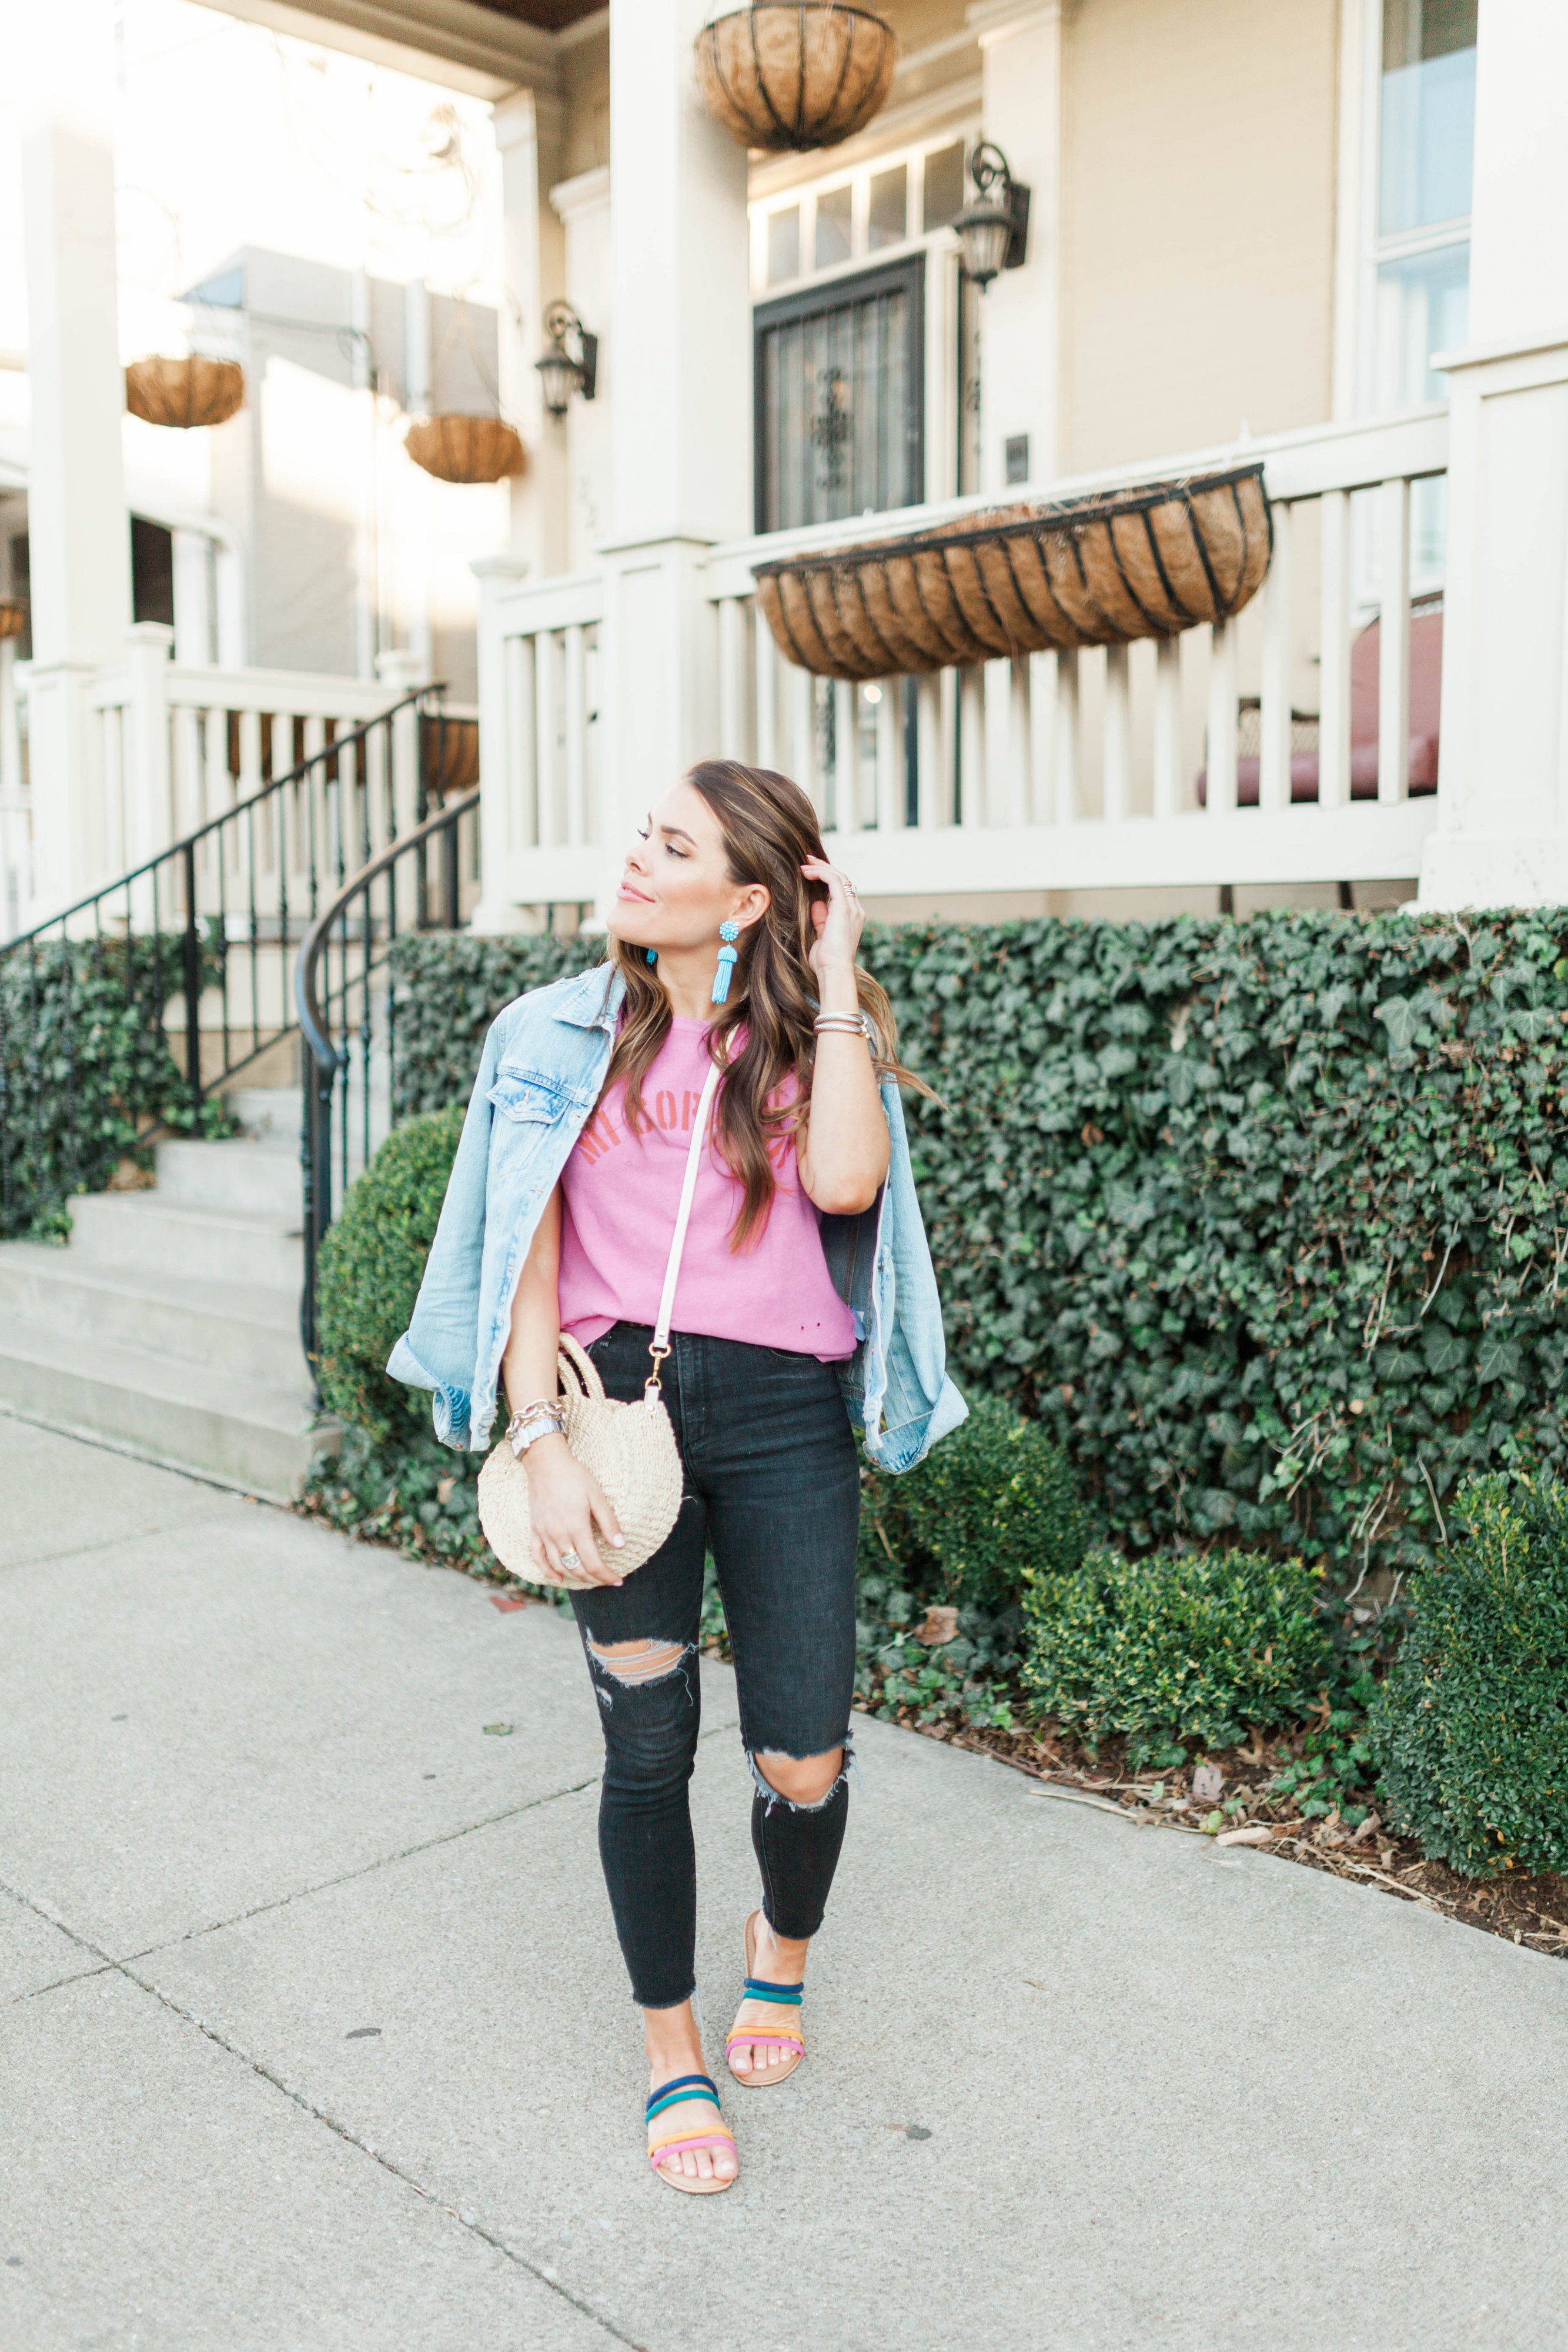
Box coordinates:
[387,963,967,1474]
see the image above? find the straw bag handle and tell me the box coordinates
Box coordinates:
[556,1332,606,1402]
[644,1058,721,1410]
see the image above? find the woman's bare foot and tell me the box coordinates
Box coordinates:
[644,1999,738,2187]
[728,1913,807,2080]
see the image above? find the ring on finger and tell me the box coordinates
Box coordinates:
[559,1547,584,1573]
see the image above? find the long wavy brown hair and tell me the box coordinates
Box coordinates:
[602,760,928,1249]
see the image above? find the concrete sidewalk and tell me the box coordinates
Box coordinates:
[3,1415,1567,2352]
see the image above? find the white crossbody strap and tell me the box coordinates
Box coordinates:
[651,1057,723,1358]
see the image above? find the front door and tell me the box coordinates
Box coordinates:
[753,256,925,535]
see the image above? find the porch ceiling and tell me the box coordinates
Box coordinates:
[214,0,606,99]
[466,1,603,22]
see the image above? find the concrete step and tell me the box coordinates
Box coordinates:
[223,1086,302,1150]
[0,1244,306,1391]
[0,1315,335,1502]
[154,1136,300,1218]
[68,1193,302,1291]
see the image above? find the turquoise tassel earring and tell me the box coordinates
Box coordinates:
[711,920,740,1005]
[646,947,657,965]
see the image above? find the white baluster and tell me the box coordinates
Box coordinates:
[1318,488,1352,810]
[1205,619,1239,816]
[1006,656,1031,830]
[1029,651,1055,824]
[173,703,202,841]
[1258,500,1294,814]
[874,680,900,831]
[937,669,958,826]
[506,630,536,849]
[564,623,587,844]
[1378,474,1411,804]
[791,666,816,811]
[1055,649,1080,826]
[754,608,777,770]
[917,673,942,827]
[718,598,745,760]
[1104,644,1132,823]
[1152,633,1182,820]
[833,679,857,836]
[960,666,985,828]
[536,630,559,848]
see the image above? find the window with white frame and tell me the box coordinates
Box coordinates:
[1359,0,1476,582]
[750,132,979,535]
[1369,0,1476,413]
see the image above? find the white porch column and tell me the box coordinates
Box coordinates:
[967,0,1063,491]
[1419,0,1568,908]
[595,0,751,903]
[494,86,568,580]
[19,0,133,921]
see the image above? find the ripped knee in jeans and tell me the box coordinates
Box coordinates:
[586,1635,693,1699]
[748,1743,850,1812]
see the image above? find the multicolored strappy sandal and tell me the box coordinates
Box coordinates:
[725,1909,805,2088]
[646,2072,738,2195]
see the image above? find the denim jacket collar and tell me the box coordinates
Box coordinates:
[548,963,624,1033]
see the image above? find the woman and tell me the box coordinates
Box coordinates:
[390,761,965,2195]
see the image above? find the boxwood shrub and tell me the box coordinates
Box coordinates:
[1022,1547,1333,1755]
[862,1394,1089,1612]
[316,1104,464,1442]
[386,904,1568,1596]
[1370,1476,1568,1877]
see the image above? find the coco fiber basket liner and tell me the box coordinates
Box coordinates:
[753,462,1272,681]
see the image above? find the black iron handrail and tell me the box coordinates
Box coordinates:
[0,682,453,1242]
[295,783,481,1378]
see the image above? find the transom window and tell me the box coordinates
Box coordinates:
[751,135,969,295]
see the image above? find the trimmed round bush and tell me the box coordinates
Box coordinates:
[900,1395,1089,1610]
[1370,1476,1568,1878]
[1022,1546,1333,1753]
[316,1105,463,1441]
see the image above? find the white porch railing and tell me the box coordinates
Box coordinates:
[480,405,1450,910]
[8,627,477,943]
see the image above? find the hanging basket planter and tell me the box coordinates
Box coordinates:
[404,415,526,485]
[0,599,26,643]
[696,4,897,153]
[753,463,1273,681]
[125,355,246,429]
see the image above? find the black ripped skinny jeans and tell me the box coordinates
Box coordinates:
[570,1322,861,2012]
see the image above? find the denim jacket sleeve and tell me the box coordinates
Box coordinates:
[385,1008,507,1448]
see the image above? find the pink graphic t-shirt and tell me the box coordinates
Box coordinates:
[557,1017,857,1360]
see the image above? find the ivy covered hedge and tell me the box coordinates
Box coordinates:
[387,908,1568,1593]
[0,931,228,1238]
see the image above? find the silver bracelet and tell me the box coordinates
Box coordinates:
[813,1011,872,1040]
[507,1408,566,1458]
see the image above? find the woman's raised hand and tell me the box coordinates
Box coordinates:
[523,1436,626,1585]
[801,857,864,983]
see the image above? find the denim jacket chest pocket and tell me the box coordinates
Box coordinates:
[488,1070,587,1127]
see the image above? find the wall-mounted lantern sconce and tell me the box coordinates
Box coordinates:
[955,142,1031,289]
[536,300,598,417]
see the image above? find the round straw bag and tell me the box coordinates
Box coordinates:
[478,1339,684,1588]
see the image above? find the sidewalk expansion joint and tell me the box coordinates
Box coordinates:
[113,1715,738,1971]
[0,1872,646,2349]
